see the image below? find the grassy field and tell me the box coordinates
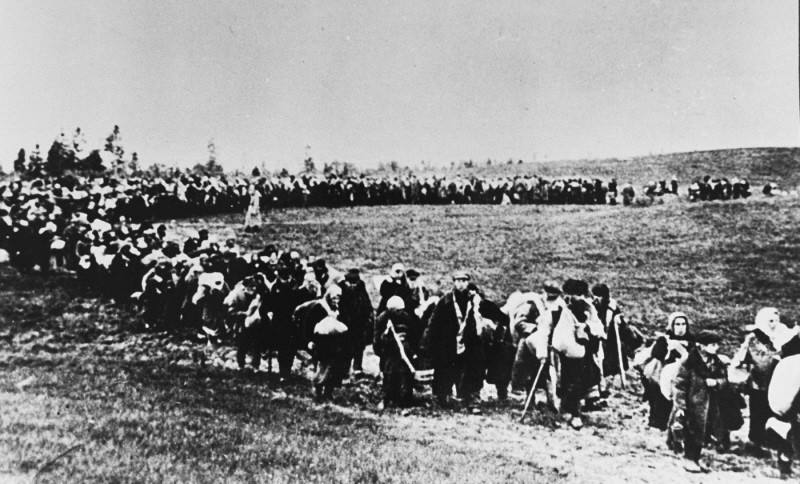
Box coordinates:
[3,180,800,482]
[417,147,800,189]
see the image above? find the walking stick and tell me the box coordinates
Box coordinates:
[519,363,545,423]
[613,317,626,389]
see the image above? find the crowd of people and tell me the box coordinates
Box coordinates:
[633,308,800,475]
[1,170,798,477]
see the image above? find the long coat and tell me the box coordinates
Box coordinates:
[421,291,485,397]
[338,279,374,348]
[673,347,733,453]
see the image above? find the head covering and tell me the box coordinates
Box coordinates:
[694,331,722,346]
[562,279,589,297]
[747,307,780,333]
[386,296,405,310]
[390,263,406,277]
[406,269,421,280]
[543,280,562,296]
[344,268,361,282]
[591,283,610,299]
[452,270,470,281]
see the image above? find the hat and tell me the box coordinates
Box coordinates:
[562,279,589,297]
[695,331,722,345]
[345,268,361,282]
[390,263,406,276]
[452,270,470,281]
[543,280,562,295]
[591,283,610,299]
[406,269,421,280]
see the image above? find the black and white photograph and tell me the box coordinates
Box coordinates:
[1,1,799,482]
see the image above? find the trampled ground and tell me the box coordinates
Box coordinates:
[3,192,800,482]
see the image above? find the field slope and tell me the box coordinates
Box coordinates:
[3,192,800,482]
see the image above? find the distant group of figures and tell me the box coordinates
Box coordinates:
[2,170,800,477]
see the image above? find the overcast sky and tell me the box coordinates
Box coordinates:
[1,0,797,172]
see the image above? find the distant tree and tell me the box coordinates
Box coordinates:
[323,162,332,174]
[486,158,491,166]
[304,157,316,173]
[389,160,400,171]
[203,139,224,176]
[14,148,25,173]
[46,140,70,176]
[252,167,261,177]
[128,152,141,176]
[507,158,513,165]
[518,159,523,164]
[191,162,207,176]
[204,158,224,176]
[278,168,290,177]
[342,162,357,176]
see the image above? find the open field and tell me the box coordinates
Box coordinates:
[3,189,800,482]
[419,147,800,189]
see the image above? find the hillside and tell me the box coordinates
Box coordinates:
[404,147,800,188]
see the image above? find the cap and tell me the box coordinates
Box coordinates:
[452,270,470,281]
[695,330,722,345]
[543,280,562,295]
[562,279,589,297]
[591,283,610,299]
[406,269,421,280]
[345,268,361,282]
[390,263,406,276]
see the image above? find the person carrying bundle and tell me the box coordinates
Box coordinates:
[374,296,423,408]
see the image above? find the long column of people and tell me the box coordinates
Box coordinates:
[0,172,796,477]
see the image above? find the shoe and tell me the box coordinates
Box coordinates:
[778,457,792,477]
[684,461,703,473]
[569,416,584,429]
[583,399,608,412]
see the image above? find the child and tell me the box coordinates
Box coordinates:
[672,330,729,473]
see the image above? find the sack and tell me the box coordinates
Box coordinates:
[552,309,585,359]
[314,316,348,336]
[642,357,663,386]
[769,354,800,418]
[659,361,681,400]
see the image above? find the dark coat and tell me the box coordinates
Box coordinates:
[421,291,480,368]
[377,278,417,315]
[338,278,374,347]
[673,347,735,453]
[421,291,485,397]
[374,308,422,359]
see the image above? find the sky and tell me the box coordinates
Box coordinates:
[0,0,797,173]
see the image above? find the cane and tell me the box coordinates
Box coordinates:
[519,363,545,423]
[613,317,626,389]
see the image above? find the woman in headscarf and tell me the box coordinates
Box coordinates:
[640,311,694,430]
